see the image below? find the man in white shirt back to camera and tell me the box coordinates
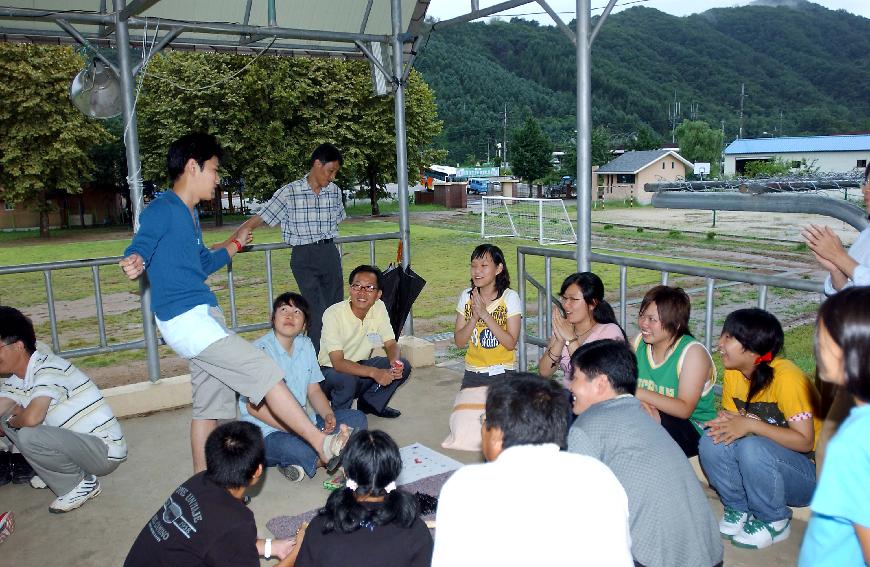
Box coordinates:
[432,372,633,567]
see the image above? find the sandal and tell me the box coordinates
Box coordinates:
[322,426,354,474]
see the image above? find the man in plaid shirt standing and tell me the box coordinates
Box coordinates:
[242,144,346,352]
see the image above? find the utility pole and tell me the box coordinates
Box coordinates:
[779,110,784,137]
[738,83,747,139]
[486,138,490,164]
[668,90,681,143]
[502,103,507,166]
[689,101,699,121]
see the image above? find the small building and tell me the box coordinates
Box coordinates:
[724,134,870,176]
[596,150,693,205]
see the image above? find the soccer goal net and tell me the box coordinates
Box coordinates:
[481,196,577,245]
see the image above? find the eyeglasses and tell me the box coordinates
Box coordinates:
[0,342,13,349]
[479,413,486,425]
[350,283,378,293]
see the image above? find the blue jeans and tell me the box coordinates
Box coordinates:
[263,409,367,478]
[698,433,816,522]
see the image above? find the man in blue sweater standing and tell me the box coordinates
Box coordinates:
[119,133,349,473]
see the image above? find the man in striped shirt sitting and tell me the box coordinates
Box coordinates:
[0,306,127,513]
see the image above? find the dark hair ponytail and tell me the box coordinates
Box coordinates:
[559,272,626,339]
[721,308,784,403]
[317,430,419,534]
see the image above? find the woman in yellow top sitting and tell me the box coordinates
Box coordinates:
[699,308,820,551]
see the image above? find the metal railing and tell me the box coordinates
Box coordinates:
[516,246,822,371]
[0,231,401,382]
[516,192,868,371]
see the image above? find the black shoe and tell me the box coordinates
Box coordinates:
[10,454,34,485]
[0,452,10,487]
[358,400,401,419]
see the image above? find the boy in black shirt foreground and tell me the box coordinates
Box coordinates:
[125,422,294,566]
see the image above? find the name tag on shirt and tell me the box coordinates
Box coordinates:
[367,333,382,346]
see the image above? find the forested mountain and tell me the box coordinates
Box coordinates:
[415,1,870,163]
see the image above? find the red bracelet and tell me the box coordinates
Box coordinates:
[230,238,243,252]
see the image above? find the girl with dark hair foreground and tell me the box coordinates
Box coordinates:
[286,430,432,567]
[699,308,820,551]
[799,288,870,565]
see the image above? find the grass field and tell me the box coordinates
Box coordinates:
[0,207,820,379]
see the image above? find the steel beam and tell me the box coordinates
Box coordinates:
[54,19,119,74]
[575,0,591,271]
[536,0,575,45]
[650,192,869,231]
[120,0,163,19]
[589,0,617,45]
[113,0,160,382]
[430,0,534,29]
[392,0,413,335]
[0,8,112,25]
[127,16,389,44]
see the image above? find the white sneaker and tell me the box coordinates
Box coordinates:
[30,475,48,489]
[49,475,101,514]
[732,517,790,549]
[719,506,749,539]
[278,465,305,482]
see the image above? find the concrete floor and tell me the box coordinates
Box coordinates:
[0,365,806,566]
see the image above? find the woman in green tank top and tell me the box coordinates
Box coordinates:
[633,286,717,457]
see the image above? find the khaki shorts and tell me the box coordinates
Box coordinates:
[189,333,284,420]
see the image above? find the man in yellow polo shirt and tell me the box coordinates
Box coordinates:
[318,265,411,418]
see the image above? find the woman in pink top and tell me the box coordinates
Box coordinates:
[539,272,626,387]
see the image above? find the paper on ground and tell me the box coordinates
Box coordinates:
[397,442,463,485]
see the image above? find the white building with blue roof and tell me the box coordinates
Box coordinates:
[724,134,870,176]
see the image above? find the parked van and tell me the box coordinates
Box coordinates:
[467,178,489,195]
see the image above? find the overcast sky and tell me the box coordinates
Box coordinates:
[425,1,869,24]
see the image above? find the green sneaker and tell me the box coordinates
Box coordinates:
[732,517,790,549]
[719,506,748,539]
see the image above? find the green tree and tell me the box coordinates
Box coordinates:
[743,158,791,178]
[136,52,441,217]
[629,124,663,151]
[675,120,723,175]
[510,116,552,183]
[591,126,613,167]
[0,44,111,237]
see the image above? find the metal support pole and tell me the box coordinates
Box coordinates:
[43,271,60,353]
[660,271,669,286]
[757,285,768,310]
[518,251,527,371]
[265,249,275,313]
[92,265,108,347]
[114,0,159,382]
[575,0,592,271]
[618,264,627,329]
[391,0,413,335]
[704,277,715,351]
[544,256,552,339]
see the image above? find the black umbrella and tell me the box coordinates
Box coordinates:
[380,264,426,339]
